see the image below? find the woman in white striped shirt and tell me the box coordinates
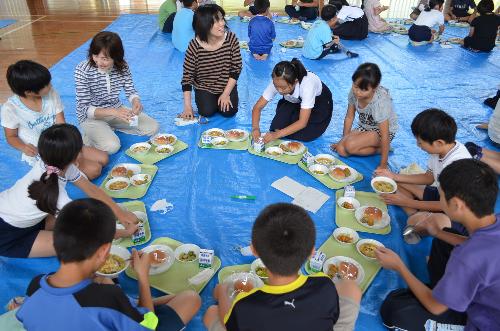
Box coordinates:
[74,32,159,154]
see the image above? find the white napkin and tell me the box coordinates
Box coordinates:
[292,187,330,213]
[174,117,198,126]
[150,199,174,214]
[188,268,215,285]
[271,176,307,198]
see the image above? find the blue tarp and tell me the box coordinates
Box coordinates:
[0,14,499,330]
[0,19,16,29]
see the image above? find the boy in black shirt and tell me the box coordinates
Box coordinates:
[462,0,500,52]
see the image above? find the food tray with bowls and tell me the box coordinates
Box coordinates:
[197,128,250,150]
[126,237,221,294]
[101,163,158,199]
[247,139,307,164]
[239,41,249,50]
[335,190,392,235]
[114,201,151,247]
[276,17,301,24]
[279,39,304,48]
[126,133,188,164]
[447,37,463,44]
[448,21,469,28]
[391,25,408,35]
[218,258,270,285]
[304,230,383,293]
[297,153,363,189]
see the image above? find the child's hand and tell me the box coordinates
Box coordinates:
[114,107,134,123]
[132,98,143,115]
[252,128,261,141]
[330,142,339,152]
[23,143,38,157]
[213,283,229,301]
[380,191,407,206]
[375,247,403,271]
[263,131,279,143]
[123,223,140,237]
[119,210,140,226]
[333,35,340,44]
[180,105,195,119]
[374,168,395,179]
[218,93,233,112]
[131,248,151,279]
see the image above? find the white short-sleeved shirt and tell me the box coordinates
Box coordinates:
[488,100,500,144]
[427,141,471,185]
[414,9,444,28]
[262,71,323,109]
[337,6,365,22]
[0,160,82,228]
[1,89,63,165]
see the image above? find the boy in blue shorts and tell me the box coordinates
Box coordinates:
[303,5,358,59]
[16,198,201,331]
[203,203,361,331]
[248,0,276,60]
[377,159,500,330]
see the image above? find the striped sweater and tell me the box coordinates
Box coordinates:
[181,32,242,94]
[74,60,139,123]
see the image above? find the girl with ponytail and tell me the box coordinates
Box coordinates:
[0,124,138,258]
[408,0,445,43]
[251,58,333,142]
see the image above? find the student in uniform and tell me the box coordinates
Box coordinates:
[330,0,369,40]
[248,0,276,60]
[408,0,445,43]
[251,58,333,142]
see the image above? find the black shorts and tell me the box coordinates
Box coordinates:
[155,304,185,331]
[249,5,258,15]
[0,217,46,258]
[423,185,440,201]
[408,24,432,42]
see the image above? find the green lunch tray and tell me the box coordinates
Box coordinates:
[125,237,221,294]
[335,190,392,235]
[304,234,382,294]
[247,140,307,165]
[115,201,151,247]
[197,137,250,151]
[298,161,364,190]
[217,264,252,284]
[125,140,188,165]
[101,163,158,199]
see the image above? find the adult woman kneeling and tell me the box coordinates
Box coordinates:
[251,58,333,143]
[180,4,242,119]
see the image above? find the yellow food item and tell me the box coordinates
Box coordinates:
[207,131,225,137]
[109,181,128,190]
[157,147,172,154]
[327,264,338,278]
[132,146,149,153]
[155,135,175,145]
[336,234,353,243]
[255,266,268,278]
[312,169,325,175]
[98,254,126,274]
[316,158,333,165]
[227,130,245,139]
[133,175,149,186]
[374,181,394,193]
[360,243,378,258]
[342,201,354,209]
[213,140,227,146]
[179,251,197,262]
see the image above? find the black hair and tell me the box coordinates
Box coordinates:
[194,4,226,42]
[28,124,83,215]
[425,0,444,11]
[439,159,498,218]
[54,199,116,263]
[6,60,51,98]
[88,31,127,72]
[477,0,494,14]
[351,62,381,90]
[252,203,316,276]
[321,4,338,21]
[254,0,270,14]
[410,108,457,144]
[182,0,196,8]
[272,58,308,84]
[328,0,349,10]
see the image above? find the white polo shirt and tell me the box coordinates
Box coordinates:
[427,141,471,185]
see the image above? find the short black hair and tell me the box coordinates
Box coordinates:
[254,0,270,14]
[329,0,349,10]
[182,0,196,8]
[6,60,51,98]
[272,58,308,84]
[439,159,498,218]
[321,4,338,20]
[252,203,316,276]
[194,4,226,42]
[352,63,381,90]
[477,0,494,14]
[54,199,116,263]
[411,108,457,144]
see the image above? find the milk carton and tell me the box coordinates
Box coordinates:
[199,249,214,269]
[309,251,326,273]
[344,185,356,198]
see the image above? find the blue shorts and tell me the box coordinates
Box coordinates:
[423,185,440,201]
[0,217,46,258]
[155,304,185,331]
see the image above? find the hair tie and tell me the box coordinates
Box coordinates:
[45,165,61,176]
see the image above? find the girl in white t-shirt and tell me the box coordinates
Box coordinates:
[0,124,138,258]
[1,60,108,180]
[251,58,333,143]
[408,0,445,43]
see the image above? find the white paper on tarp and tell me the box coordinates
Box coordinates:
[271,176,307,198]
[174,117,198,126]
[292,186,330,213]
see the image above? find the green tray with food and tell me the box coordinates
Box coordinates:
[100,163,158,199]
[335,190,392,235]
[247,140,307,165]
[217,264,251,283]
[125,237,221,294]
[297,154,363,189]
[114,201,151,247]
[304,230,383,294]
[276,17,301,24]
[197,128,250,151]
[125,133,188,164]
[279,39,304,48]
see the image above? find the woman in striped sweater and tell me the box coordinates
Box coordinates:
[74,32,159,154]
[180,4,242,119]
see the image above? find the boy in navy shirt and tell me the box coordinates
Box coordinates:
[248,0,276,60]
[445,0,477,22]
[17,198,201,331]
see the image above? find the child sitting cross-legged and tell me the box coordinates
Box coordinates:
[16,198,201,330]
[302,5,359,60]
[248,0,275,60]
[203,203,362,331]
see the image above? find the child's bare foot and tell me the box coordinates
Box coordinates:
[330,143,338,151]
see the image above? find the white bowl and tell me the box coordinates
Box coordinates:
[141,244,175,275]
[371,176,397,194]
[130,173,151,187]
[110,164,141,178]
[278,141,305,155]
[223,272,264,298]
[250,258,269,280]
[174,244,200,263]
[129,142,151,155]
[332,227,359,245]
[265,146,284,157]
[105,177,130,192]
[96,245,131,278]
[356,239,385,261]
[314,154,336,166]
[337,197,361,211]
[151,133,177,146]
[211,137,229,148]
[328,165,358,183]
[308,164,329,176]
[322,256,365,285]
[155,144,174,155]
[354,206,391,229]
[113,223,126,244]
[203,128,226,138]
[225,129,249,142]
